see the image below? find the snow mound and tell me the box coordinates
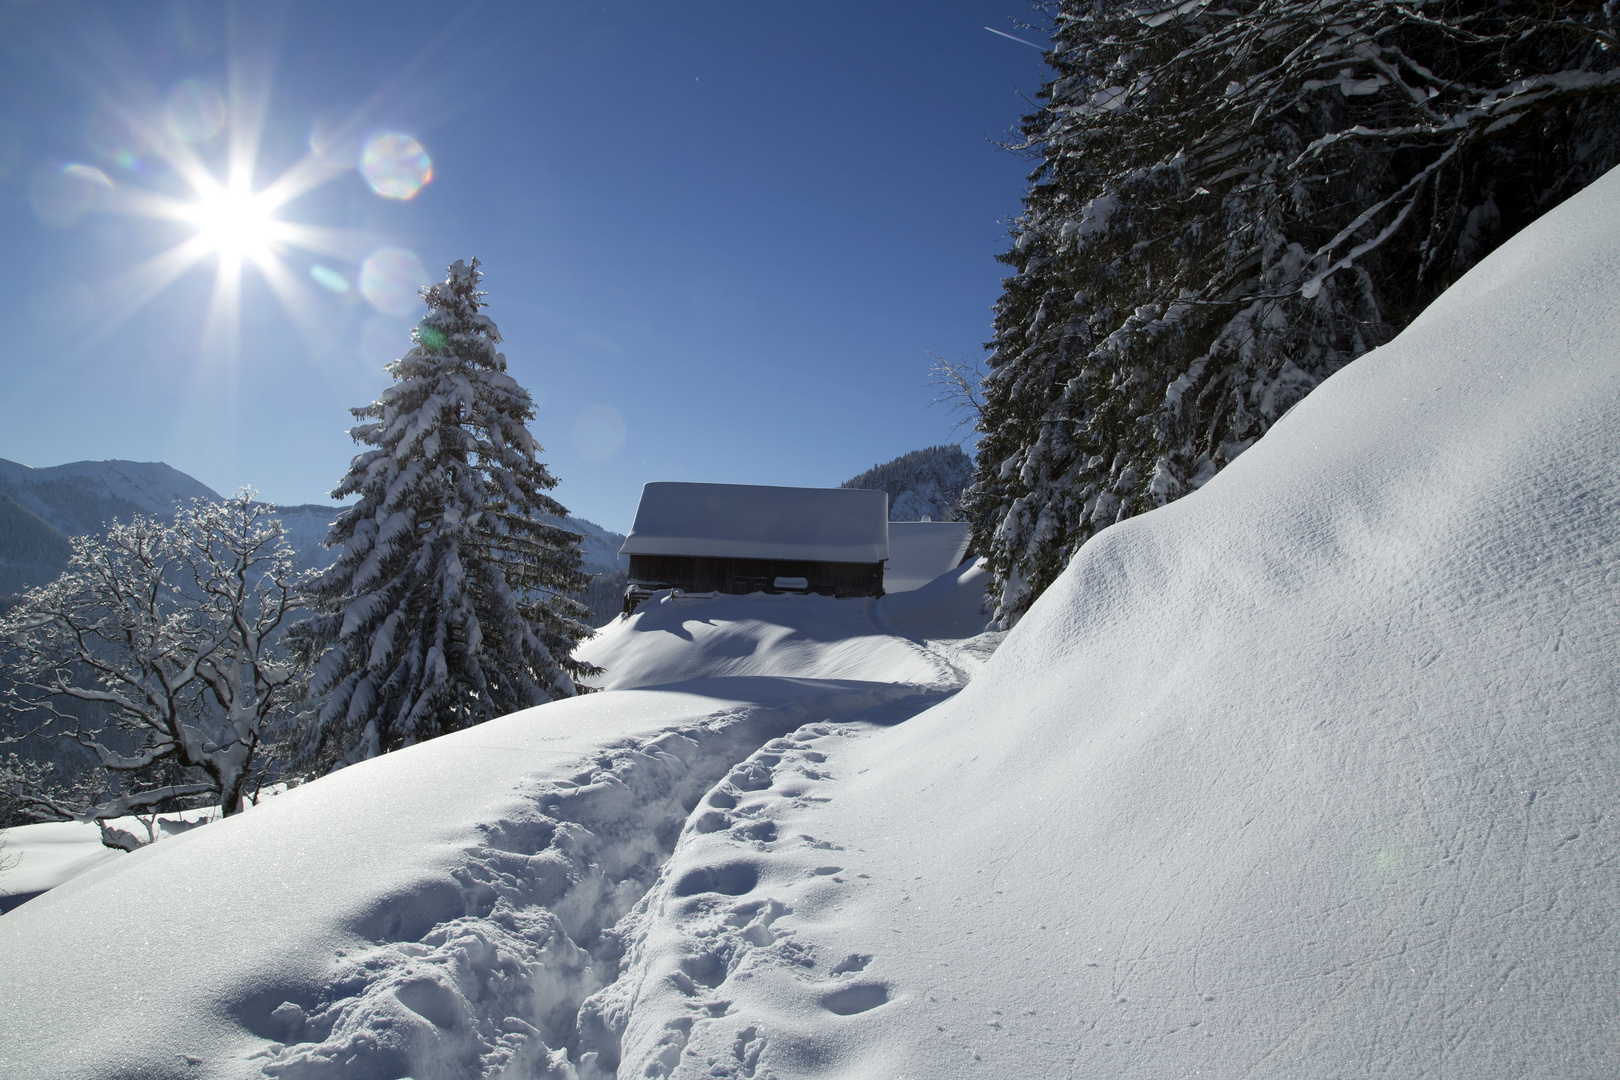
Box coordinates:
[578,565,997,693]
[592,166,1620,1076]
[0,822,122,914]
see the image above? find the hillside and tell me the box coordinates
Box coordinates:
[0,458,225,594]
[0,459,627,604]
[0,492,72,597]
[3,165,1618,1079]
[841,444,971,521]
[0,457,222,536]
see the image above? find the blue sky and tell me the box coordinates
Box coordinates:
[0,1,1050,533]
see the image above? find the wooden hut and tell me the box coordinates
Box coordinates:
[620,482,888,612]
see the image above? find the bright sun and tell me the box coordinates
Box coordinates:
[187,184,278,261]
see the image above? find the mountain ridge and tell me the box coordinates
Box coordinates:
[840,444,972,521]
[0,458,628,596]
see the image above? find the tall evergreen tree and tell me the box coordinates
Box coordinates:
[294,259,596,770]
[967,0,1620,624]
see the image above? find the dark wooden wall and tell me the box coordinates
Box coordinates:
[628,554,883,599]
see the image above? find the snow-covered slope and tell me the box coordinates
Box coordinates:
[563,513,631,575]
[584,168,1620,1077]
[840,445,972,522]
[0,457,223,536]
[0,491,72,596]
[2,164,1617,1080]
[576,561,995,691]
[0,680,943,1079]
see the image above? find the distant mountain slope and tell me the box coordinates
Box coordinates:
[270,504,349,574]
[0,456,628,607]
[0,458,221,536]
[841,444,972,521]
[560,513,630,575]
[0,491,73,596]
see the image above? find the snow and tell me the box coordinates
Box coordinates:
[0,681,942,1078]
[882,521,970,592]
[575,561,995,692]
[0,457,222,534]
[586,166,1620,1077]
[0,822,122,913]
[620,483,888,564]
[2,164,1619,1078]
[0,810,220,913]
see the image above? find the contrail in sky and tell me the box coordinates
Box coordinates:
[984,26,1046,51]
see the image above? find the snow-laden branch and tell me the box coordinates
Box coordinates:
[0,491,313,842]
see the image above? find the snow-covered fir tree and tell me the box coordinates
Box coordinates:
[966,0,1620,624]
[294,259,596,770]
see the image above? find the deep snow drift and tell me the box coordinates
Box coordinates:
[3,166,1618,1078]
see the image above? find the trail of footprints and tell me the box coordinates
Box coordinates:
[609,722,890,1079]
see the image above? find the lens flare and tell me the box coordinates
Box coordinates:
[309,264,350,293]
[359,247,428,315]
[572,405,628,462]
[29,163,114,228]
[46,39,436,366]
[165,78,226,143]
[308,113,361,168]
[87,107,149,171]
[360,133,432,199]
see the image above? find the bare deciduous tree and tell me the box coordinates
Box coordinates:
[926,352,987,439]
[0,492,310,849]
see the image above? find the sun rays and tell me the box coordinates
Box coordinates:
[185,180,280,261]
[41,41,435,365]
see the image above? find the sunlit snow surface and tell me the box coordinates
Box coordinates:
[4,163,1620,1078]
[575,561,997,692]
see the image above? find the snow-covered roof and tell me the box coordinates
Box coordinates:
[620,482,888,563]
[883,521,971,593]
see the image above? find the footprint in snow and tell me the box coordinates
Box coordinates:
[820,982,891,1015]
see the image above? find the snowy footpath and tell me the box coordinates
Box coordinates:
[6,167,1620,1077]
[0,569,999,1080]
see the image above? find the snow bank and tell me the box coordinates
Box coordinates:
[590,167,1620,1076]
[0,822,122,913]
[0,679,939,1079]
[577,563,997,693]
[876,557,994,642]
